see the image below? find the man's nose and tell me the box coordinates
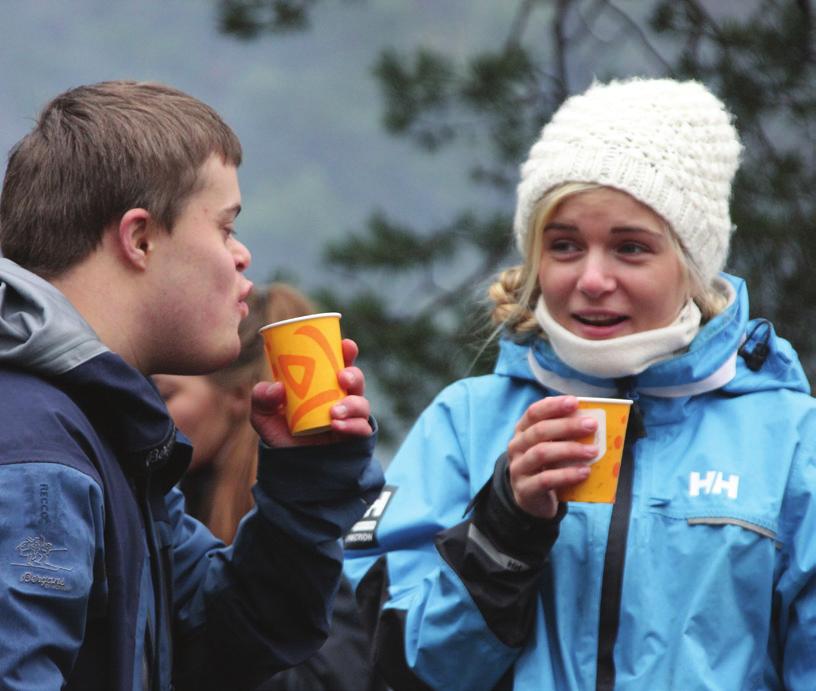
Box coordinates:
[232,237,251,272]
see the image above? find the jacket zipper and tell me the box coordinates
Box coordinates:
[141,456,167,691]
[595,386,645,691]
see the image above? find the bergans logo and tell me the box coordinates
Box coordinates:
[688,471,740,499]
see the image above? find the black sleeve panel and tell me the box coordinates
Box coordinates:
[254,576,385,691]
[355,557,434,691]
[435,454,566,648]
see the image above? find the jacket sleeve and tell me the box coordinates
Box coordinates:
[775,437,816,690]
[343,388,563,691]
[0,461,105,691]
[170,428,384,691]
[253,574,385,691]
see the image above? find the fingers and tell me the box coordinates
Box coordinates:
[250,381,285,414]
[330,394,372,437]
[337,366,365,396]
[506,395,599,519]
[509,440,596,484]
[514,395,579,436]
[341,338,359,367]
[512,464,591,518]
[249,381,293,447]
[508,409,597,460]
[338,339,365,396]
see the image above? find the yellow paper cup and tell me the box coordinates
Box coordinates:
[557,397,632,504]
[259,312,344,436]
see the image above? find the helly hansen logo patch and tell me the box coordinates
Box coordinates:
[689,471,740,499]
[344,485,396,549]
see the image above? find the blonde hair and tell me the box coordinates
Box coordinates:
[489,183,729,338]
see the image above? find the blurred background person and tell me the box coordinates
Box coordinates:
[154,282,385,691]
[155,283,311,543]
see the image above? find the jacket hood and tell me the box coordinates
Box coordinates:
[0,259,187,488]
[0,257,107,374]
[495,273,810,399]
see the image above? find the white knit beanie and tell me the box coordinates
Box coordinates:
[513,78,742,286]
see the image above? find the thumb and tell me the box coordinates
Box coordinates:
[251,381,285,416]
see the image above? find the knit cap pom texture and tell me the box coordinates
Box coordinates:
[513,78,742,285]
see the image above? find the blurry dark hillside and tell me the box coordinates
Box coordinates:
[219,0,816,449]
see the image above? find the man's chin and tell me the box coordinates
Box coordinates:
[177,343,242,376]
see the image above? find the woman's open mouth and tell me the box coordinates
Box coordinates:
[573,313,628,327]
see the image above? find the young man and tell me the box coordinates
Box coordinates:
[0,81,383,691]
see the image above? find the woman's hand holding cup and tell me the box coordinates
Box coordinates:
[507,395,598,519]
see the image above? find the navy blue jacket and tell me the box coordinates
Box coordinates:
[0,258,384,690]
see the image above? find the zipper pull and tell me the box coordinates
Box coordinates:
[615,376,646,442]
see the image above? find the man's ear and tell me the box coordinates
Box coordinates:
[116,208,157,270]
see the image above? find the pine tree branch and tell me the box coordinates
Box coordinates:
[552,0,571,102]
[795,0,814,63]
[600,0,674,71]
[505,0,539,52]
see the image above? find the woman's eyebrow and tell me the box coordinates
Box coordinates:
[543,221,661,236]
[543,221,577,232]
[610,224,662,236]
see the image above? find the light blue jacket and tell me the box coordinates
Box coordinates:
[344,275,816,690]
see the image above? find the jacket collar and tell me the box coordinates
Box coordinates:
[0,259,190,490]
[53,351,191,491]
[496,274,809,399]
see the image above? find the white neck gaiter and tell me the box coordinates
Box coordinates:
[533,295,702,379]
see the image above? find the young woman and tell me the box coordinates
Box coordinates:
[344,78,816,690]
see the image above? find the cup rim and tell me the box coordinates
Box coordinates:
[575,396,633,405]
[258,312,342,334]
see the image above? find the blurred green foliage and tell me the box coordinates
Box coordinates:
[219,0,816,448]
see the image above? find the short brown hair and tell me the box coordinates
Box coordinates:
[0,80,242,278]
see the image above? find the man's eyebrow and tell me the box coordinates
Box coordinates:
[220,203,242,220]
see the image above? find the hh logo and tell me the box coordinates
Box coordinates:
[344,486,397,550]
[689,471,740,499]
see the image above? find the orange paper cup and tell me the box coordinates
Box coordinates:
[259,312,344,436]
[556,397,632,504]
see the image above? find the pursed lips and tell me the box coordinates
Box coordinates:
[237,281,253,318]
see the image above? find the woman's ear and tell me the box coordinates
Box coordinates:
[116,208,155,270]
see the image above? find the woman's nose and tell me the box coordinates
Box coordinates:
[576,255,615,297]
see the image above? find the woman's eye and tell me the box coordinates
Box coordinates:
[618,242,650,255]
[550,238,581,253]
